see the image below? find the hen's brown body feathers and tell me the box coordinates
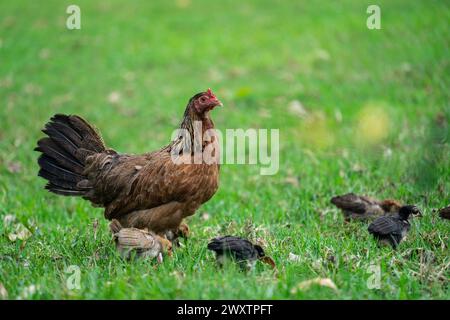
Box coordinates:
[84,149,218,233]
[36,90,221,236]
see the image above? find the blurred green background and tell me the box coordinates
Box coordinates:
[0,0,448,299]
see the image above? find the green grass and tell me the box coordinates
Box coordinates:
[0,0,449,299]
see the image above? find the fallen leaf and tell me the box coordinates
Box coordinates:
[288,100,308,118]
[288,252,301,263]
[201,212,210,221]
[7,161,21,173]
[0,283,8,300]
[17,285,38,300]
[3,214,16,227]
[383,147,393,158]
[284,176,299,187]
[291,277,338,294]
[351,163,365,173]
[7,223,32,242]
[107,91,121,104]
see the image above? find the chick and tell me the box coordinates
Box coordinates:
[368,205,422,249]
[207,235,276,271]
[110,219,172,262]
[331,193,401,221]
[438,206,450,220]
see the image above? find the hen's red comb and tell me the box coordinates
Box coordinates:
[207,88,216,98]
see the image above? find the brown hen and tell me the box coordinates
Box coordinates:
[35,89,222,238]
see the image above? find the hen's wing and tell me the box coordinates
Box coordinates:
[81,149,200,219]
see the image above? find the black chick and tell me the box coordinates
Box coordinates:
[368,205,422,249]
[207,235,275,271]
[438,206,450,220]
[331,193,401,221]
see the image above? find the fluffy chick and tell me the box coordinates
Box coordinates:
[110,219,172,261]
[438,206,450,220]
[368,205,422,249]
[331,193,401,221]
[207,235,275,271]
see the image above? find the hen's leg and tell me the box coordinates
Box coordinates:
[177,222,190,239]
[166,222,190,247]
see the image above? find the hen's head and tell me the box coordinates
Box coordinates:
[190,88,222,115]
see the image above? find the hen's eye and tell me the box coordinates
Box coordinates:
[200,97,206,102]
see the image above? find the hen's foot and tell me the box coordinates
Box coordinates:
[166,223,190,247]
[177,222,190,239]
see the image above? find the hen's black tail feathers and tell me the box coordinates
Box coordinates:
[35,114,106,196]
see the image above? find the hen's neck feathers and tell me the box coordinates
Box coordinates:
[167,102,216,155]
[180,104,215,134]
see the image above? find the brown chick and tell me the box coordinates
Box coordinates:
[438,206,450,220]
[331,193,401,221]
[110,219,172,262]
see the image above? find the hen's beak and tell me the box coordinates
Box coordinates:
[215,99,223,107]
